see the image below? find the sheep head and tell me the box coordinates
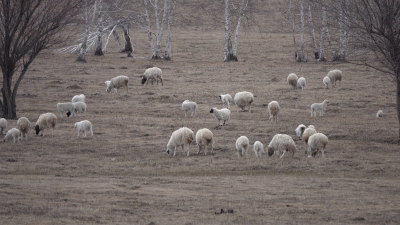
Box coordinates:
[267,147,274,156]
[35,125,40,135]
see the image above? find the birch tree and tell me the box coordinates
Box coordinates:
[298,0,307,62]
[77,0,93,62]
[288,0,299,61]
[307,0,318,59]
[334,0,349,61]
[318,0,327,61]
[94,0,104,56]
[164,0,177,60]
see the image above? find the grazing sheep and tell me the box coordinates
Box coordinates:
[17,117,31,140]
[376,110,384,118]
[307,133,328,158]
[210,107,231,128]
[106,75,129,94]
[166,127,194,157]
[0,118,7,135]
[267,101,280,123]
[74,120,93,138]
[182,100,197,117]
[311,99,329,117]
[141,67,163,86]
[219,94,233,109]
[3,128,21,143]
[35,113,57,136]
[105,81,117,93]
[302,125,317,154]
[297,77,306,90]
[253,141,264,157]
[287,73,298,89]
[195,128,214,155]
[72,94,86,103]
[73,102,87,117]
[267,134,297,159]
[234,91,254,112]
[327,69,342,87]
[235,136,249,157]
[295,124,306,140]
[323,76,331,89]
[56,102,75,118]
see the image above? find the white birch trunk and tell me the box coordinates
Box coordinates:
[318,0,327,61]
[94,0,104,56]
[289,0,299,61]
[144,0,156,58]
[78,0,90,62]
[112,30,124,52]
[153,0,162,59]
[164,0,176,60]
[299,0,306,62]
[337,0,349,61]
[307,0,318,59]
[223,0,234,62]
[232,0,248,61]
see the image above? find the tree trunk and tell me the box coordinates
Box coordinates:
[397,72,400,138]
[289,0,299,61]
[113,30,124,52]
[121,25,133,57]
[78,0,89,62]
[1,72,16,119]
[223,0,235,61]
[144,0,158,59]
[318,0,327,61]
[164,0,176,60]
[299,0,307,62]
[94,1,104,56]
[335,0,349,61]
[232,0,248,61]
[307,0,318,59]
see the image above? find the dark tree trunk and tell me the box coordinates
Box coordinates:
[122,25,133,57]
[397,73,400,138]
[1,72,17,119]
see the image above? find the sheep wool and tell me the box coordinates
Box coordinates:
[142,67,163,86]
[267,134,297,159]
[311,99,329,117]
[219,94,233,109]
[287,73,299,89]
[17,117,31,140]
[236,136,250,157]
[376,110,383,118]
[182,100,197,117]
[253,141,264,157]
[267,101,280,123]
[56,102,75,118]
[234,91,254,112]
[307,133,328,158]
[35,112,57,136]
[210,107,231,128]
[295,124,306,140]
[73,102,87,117]
[72,94,86,103]
[327,69,342,87]
[3,128,21,143]
[195,128,214,155]
[302,125,316,154]
[323,76,331,89]
[106,75,129,94]
[297,77,306,90]
[166,127,195,157]
[0,118,7,135]
[74,120,93,138]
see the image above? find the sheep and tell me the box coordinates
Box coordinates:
[307,133,328,158]
[105,81,117,93]
[210,107,231,129]
[0,118,7,135]
[74,120,93,138]
[56,102,75,118]
[234,91,254,112]
[106,75,129,94]
[327,69,342,87]
[72,102,87,117]
[235,136,249,157]
[3,128,21,143]
[182,100,197,117]
[72,94,86,103]
[267,101,280,123]
[17,117,31,140]
[311,99,329,117]
[195,128,214,155]
[323,76,331,89]
[141,67,163,86]
[253,141,264,157]
[297,77,306,90]
[376,110,384,118]
[219,94,233,109]
[295,124,306,140]
[35,112,57,136]
[267,134,297,159]
[166,127,194,157]
[302,125,316,154]
[287,73,298,89]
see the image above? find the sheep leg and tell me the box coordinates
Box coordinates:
[13,136,15,143]
[185,144,190,156]
[90,127,93,137]
[280,151,286,159]
[322,148,325,158]
[159,77,163,86]
[197,145,201,155]
[83,130,87,138]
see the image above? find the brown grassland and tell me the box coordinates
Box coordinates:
[0,1,399,224]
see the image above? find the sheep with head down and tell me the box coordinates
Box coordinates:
[3,128,21,143]
[234,91,254,112]
[35,112,57,136]
[236,136,250,157]
[307,133,328,158]
[17,117,31,140]
[267,101,280,123]
[141,67,163,86]
[195,128,214,155]
[166,127,194,157]
[106,75,129,94]
[267,134,297,159]
[287,73,298,89]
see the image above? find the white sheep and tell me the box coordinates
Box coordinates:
[73,102,87,117]
[210,107,231,128]
[0,118,7,135]
[106,75,129,94]
[72,94,86,103]
[141,67,163,86]
[35,112,57,136]
[267,134,297,159]
[287,73,298,89]
[253,141,264,157]
[295,124,306,140]
[3,128,21,143]
[302,125,316,154]
[307,133,328,158]
[234,91,254,112]
[195,128,214,155]
[105,81,117,93]
[376,110,383,118]
[166,127,194,157]
[267,101,280,123]
[311,99,329,117]
[235,136,249,157]
[323,76,331,89]
[327,69,342,87]
[182,100,197,117]
[219,94,233,109]
[56,102,75,118]
[297,77,306,90]
[17,117,31,140]
[74,120,93,138]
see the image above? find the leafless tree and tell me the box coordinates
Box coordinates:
[307,0,319,59]
[298,0,307,62]
[0,0,79,118]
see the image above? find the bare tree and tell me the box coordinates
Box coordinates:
[78,0,94,62]
[318,0,328,61]
[307,0,319,59]
[298,0,307,62]
[164,0,177,60]
[288,0,299,61]
[94,0,104,56]
[347,0,400,137]
[0,0,79,118]
[334,0,350,61]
